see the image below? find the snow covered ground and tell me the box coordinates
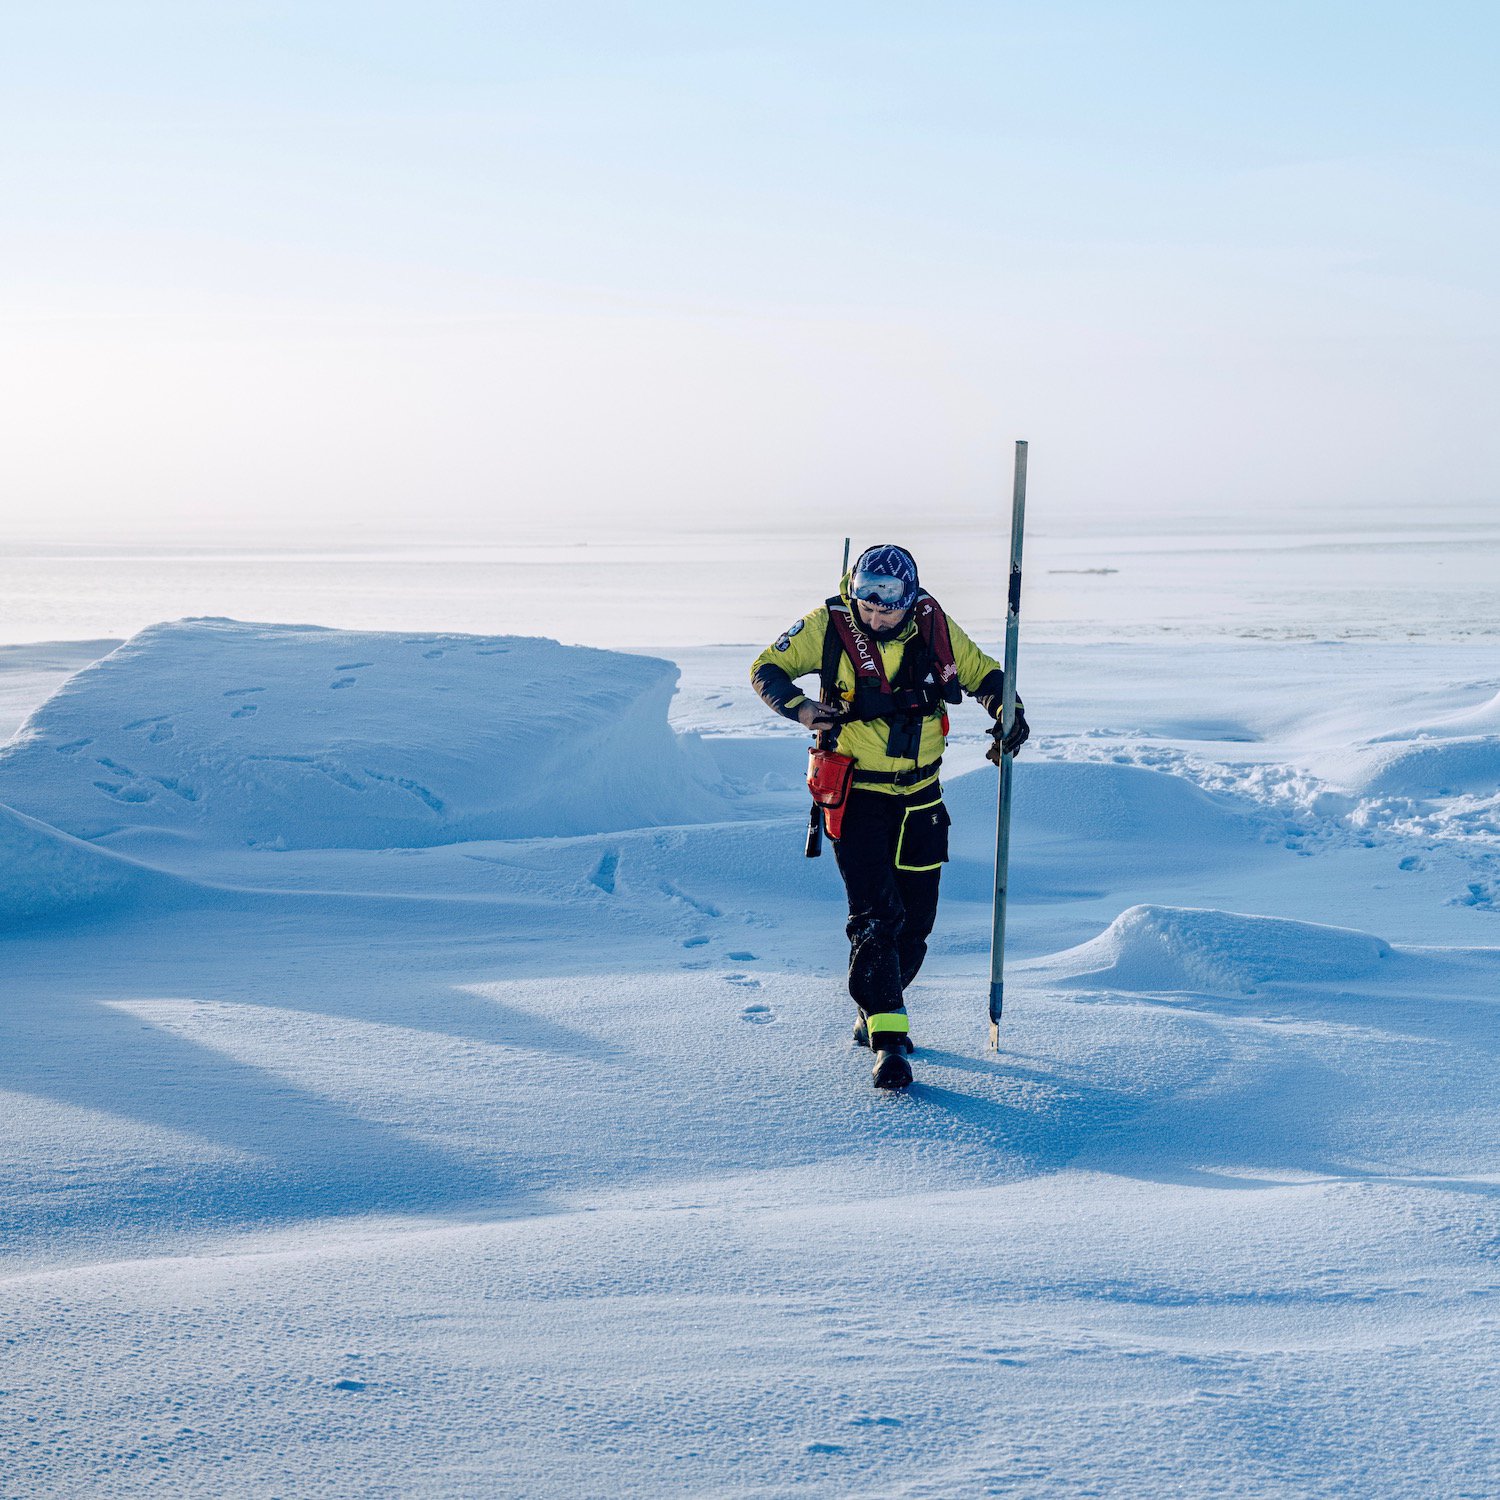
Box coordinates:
[2,620,1497,1497]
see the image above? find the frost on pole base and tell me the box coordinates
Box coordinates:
[988,982,1003,1052]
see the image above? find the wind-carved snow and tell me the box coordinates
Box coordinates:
[0,619,726,849]
[963,756,1261,845]
[0,800,180,925]
[1362,735,1500,798]
[1034,904,1395,996]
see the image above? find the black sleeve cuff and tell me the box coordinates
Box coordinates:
[973,668,1006,717]
[753,663,808,721]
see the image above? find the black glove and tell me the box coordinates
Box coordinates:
[986,699,1029,763]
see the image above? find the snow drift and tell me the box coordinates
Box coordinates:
[948,757,1260,852]
[1362,736,1500,798]
[0,619,726,850]
[936,758,1267,903]
[1036,903,1395,995]
[0,800,177,926]
[1374,685,1500,740]
[1354,684,1500,798]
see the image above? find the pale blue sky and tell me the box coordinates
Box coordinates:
[2,1,1496,538]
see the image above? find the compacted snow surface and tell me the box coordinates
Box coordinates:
[2,622,1498,1498]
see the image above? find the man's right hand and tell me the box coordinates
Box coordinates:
[795,699,845,732]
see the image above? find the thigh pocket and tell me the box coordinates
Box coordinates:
[895,798,950,872]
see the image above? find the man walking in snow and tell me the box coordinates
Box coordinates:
[750,544,1029,1089]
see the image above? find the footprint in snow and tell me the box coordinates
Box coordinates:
[231,703,259,718]
[330,677,356,689]
[740,1002,776,1024]
[659,881,721,918]
[1454,883,1497,910]
[121,711,172,741]
[724,973,760,988]
[423,649,445,659]
[94,781,154,804]
[222,686,265,697]
[726,951,758,962]
[682,936,710,949]
[335,662,372,671]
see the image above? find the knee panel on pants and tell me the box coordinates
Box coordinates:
[847,910,904,947]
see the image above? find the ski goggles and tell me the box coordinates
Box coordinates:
[850,572,917,609]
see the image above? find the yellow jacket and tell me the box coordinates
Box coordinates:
[750,593,1004,797]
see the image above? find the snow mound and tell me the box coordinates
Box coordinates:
[0,800,174,926]
[1362,736,1500,798]
[1376,685,1500,739]
[1037,904,1394,995]
[948,758,1257,848]
[942,760,1262,895]
[0,619,725,850]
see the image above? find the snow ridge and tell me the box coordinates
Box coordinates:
[0,619,727,849]
[0,800,179,926]
[1036,903,1395,995]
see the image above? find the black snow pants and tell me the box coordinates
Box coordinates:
[831,785,951,1021]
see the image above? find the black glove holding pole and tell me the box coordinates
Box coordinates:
[986,698,1030,763]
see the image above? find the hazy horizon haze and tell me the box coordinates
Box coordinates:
[2,1,1496,541]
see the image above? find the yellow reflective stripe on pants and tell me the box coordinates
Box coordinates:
[866,1010,910,1036]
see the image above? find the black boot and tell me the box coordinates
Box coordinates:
[871,1042,913,1090]
[864,1011,914,1089]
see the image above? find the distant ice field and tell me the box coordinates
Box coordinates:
[2,507,1499,650]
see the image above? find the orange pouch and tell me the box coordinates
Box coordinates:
[808,748,856,841]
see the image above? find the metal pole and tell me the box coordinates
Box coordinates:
[988,441,1027,1049]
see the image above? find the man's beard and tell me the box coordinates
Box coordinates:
[859,611,909,641]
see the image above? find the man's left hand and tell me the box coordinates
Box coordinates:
[986,700,1030,762]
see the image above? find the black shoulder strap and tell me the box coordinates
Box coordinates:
[894,628,933,690]
[820,597,844,705]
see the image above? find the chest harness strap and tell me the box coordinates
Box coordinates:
[822,592,964,760]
